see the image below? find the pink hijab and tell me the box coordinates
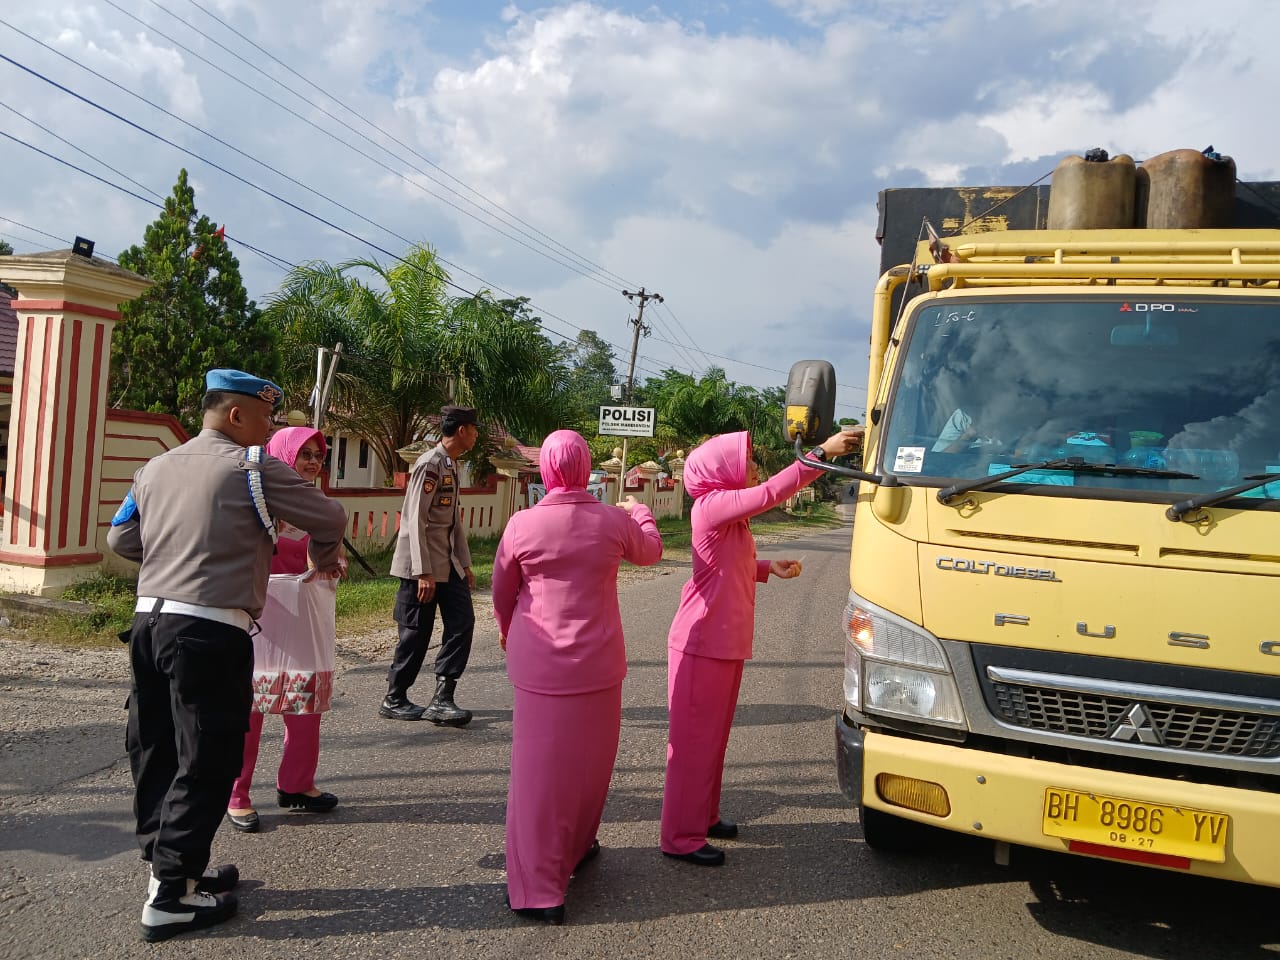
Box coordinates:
[266,425,327,470]
[682,431,751,498]
[539,429,591,492]
[265,426,326,574]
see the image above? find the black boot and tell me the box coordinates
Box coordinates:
[380,689,425,721]
[423,676,472,727]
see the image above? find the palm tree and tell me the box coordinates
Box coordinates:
[642,368,777,444]
[442,294,572,443]
[267,245,573,475]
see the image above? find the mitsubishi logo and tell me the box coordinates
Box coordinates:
[1110,704,1164,745]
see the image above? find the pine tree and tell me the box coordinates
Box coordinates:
[111,169,278,433]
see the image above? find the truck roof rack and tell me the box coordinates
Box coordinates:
[914,230,1280,290]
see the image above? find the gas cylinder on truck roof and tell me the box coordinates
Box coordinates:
[1047,149,1137,230]
[1136,147,1236,229]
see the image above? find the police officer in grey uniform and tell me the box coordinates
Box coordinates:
[107,369,348,942]
[381,405,479,724]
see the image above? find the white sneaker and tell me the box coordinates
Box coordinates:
[145,865,239,901]
[140,883,237,942]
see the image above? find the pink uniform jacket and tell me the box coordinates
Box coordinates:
[667,432,821,661]
[493,431,664,695]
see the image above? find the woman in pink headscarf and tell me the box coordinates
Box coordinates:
[227,426,344,833]
[493,429,663,925]
[660,427,862,866]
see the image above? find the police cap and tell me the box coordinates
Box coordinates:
[440,405,478,431]
[205,368,284,409]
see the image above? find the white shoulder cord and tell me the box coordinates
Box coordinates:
[245,446,278,543]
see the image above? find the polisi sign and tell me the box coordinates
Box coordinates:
[598,405,656,437]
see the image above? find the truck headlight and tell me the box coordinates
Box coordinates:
[842,594,965,728]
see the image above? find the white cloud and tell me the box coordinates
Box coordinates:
[5,0,1280,421]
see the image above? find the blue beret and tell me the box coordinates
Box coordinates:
[205,368,284,409]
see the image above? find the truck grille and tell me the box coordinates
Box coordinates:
[991,681,1280,758]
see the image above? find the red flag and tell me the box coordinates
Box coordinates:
[192,225,225,260]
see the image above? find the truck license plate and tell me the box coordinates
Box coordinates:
[1042,788,1228,863]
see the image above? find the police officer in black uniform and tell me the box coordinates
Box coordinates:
[108,370,348,942]
[381,405,479,724]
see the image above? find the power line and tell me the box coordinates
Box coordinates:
[75,2,634,294]
[0,131,291,274]
[1,214,103,253]
[0,99,163,204]
[116,3,718,379]
[172,0,640,292]
[0,229,56,253]
[1,120,647,369]
[652,299,716,372]
[638,300,701,374]
[0,16,719,385]
[0,22,457,271]
[643,329,867,394]
[0,74,708,387]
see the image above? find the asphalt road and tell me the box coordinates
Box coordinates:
[2,513,1277,959]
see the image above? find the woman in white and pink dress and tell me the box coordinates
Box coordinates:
[226,426,343,832]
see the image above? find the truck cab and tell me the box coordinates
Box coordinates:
[791,179,1280,886]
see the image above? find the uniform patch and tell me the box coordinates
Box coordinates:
[442,475,454,488]
[110,491,138,526]
[438,496,453,507]
[423,476,438,494]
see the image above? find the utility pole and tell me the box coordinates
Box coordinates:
[310,342,375,577]
[619,288,662,492]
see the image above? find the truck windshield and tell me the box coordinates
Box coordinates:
[879,295,1280,503]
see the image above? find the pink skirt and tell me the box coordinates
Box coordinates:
[506,683,622,909]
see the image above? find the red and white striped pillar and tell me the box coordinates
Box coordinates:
[0,252,151,595]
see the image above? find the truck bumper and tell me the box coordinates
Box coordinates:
[858,729,1280,888]
[834,711,866,802]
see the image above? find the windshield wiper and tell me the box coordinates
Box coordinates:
[938,458,1072,503]
[1166,473,1280,521]
[937,457,1199,505]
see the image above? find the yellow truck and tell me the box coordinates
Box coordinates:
[787,149,1280,887]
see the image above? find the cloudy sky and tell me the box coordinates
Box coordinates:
[2,0,1278,422]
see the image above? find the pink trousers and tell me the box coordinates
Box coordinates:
[506,684,621,909]
[660,648,744,855]
[228,709,322,808]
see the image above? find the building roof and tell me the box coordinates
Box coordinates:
[511,444,542,470]
[0,291,17,376]
[5,249,146,284]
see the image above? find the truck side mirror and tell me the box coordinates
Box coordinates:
[784,360,837,444]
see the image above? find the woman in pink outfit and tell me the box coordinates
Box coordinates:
[660,427,862,866]
[227,426,342,833]
[493,429,663,924]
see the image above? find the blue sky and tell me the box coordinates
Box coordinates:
[3,1,1280,425]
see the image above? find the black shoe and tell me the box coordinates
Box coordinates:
[707,819,739,840]
[662,843,725,867]
[277,790,339,812]
[380,695,426,721]
[195,864,239,893]
[424,676,472,727]
[140,890,237,942]
[573,839,600,873]
[225,810,259,833]
[510,903,566,925]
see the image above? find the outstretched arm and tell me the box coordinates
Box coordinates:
[698,428,863,529]
[617,498,663,566]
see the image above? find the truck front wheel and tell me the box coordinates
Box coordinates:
[859,804,936,854]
